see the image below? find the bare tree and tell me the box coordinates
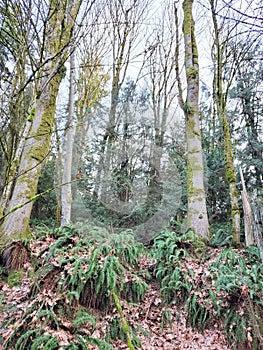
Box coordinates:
[144,1,177,214]
[93,0,151,200]
[60,49,75,226]
[208,0,261,245]
[0,0,85,245]
[175,0,210,239]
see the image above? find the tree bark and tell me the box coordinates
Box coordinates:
[240,168,254,246]
[182,0,210,239]
[61,50,75,226]
[0,0,83,242]
[210,0,241,246]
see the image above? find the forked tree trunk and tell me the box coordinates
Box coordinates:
[0,73,63,241]
[181,0,210,239]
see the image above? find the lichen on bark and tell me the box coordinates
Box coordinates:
[182,0,210,239]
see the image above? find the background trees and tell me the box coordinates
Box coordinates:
[0,2,262,348]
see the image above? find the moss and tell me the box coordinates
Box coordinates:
[183,101,194,115]
[58,64,67,80]
[7,270,23,287]
[222,109,236,184]
[183,0,193,36]
[186,65,198,80]
[36,90,41,99]
[27,107,36,122]
[112,290,135,350]
[187,115,200,138]
[30,75,62,163]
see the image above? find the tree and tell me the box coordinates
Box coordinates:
[229,46,263,196]
[60,49,75,226]
[93,0,150,200]
[144,1,177,216]
[208,0,262,245]
[0,0,84,243]
[0,1,33,218]
[175,0,210,239]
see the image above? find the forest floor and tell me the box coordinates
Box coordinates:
[0,228,260,350]
[0,279,229,350]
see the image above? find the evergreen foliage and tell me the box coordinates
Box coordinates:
[31,160,57,224]
[186,247,263,349]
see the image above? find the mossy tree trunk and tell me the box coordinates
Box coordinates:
[0,3,32,219]
[179,0,210,239]
[0,0,83,243]
[210,0,241,246]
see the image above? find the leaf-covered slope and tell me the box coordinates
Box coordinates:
[0,225,262,349]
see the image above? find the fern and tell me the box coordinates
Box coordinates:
[122,274,148,303]
[210,228,232,247]
[152,230,203,305]
[12,329,41,350]
[185,293,210,331]
[160,309,172,332]
[37,308,60,328]
[31,334,54,350]
[72,310,96,331]
[39,335,59,350]
[224,308,248,349]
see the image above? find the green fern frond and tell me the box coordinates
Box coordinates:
[31,333,56,350]
[40,335,59,350]
[73,310,96,331]
[37,308,60,328]
[12,328,41,350]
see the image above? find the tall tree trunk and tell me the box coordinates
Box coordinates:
[210,1,241,246]
[61,50,75,226]
[0,0,83,242]
[181,0,210,239]
[0,72,62,240]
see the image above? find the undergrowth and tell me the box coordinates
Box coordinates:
[152,230,205,304]
[1,224,262,349]
[151,229,263,349]
[1,223,148,349]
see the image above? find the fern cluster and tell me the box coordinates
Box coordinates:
[152,230,263,349]
[2,297,107,349]
[152,230,204,304]
[41,224,148,311]
[185,246,263,349]
[1,223,149,349]
[209,247,263,349]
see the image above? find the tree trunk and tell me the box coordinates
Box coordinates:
[0,73,62,241]
[61,50,75,226]
[182,0,210,239]
[0,0,83,242]
[240,168,254,246]
[210,0,241,246]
